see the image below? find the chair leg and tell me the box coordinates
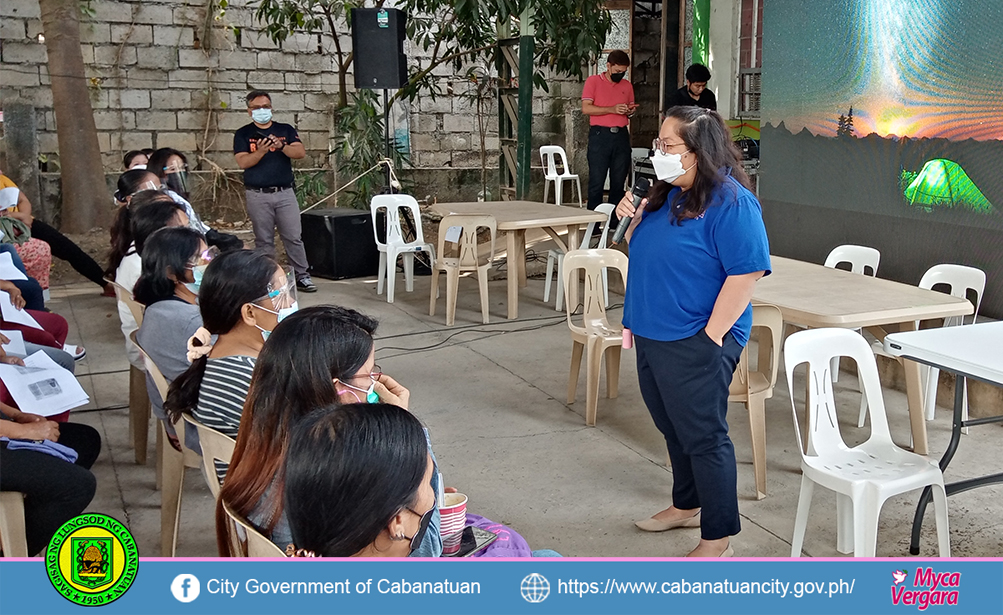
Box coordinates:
[851,496,880,557]
[429,267,440,316]
[585,338,602,426]
[160,429,185,557]
[555,256,565,312]
[386,251,398,303]
[130,365,151,465]
[567,340,584,404]
[376,252,387,295]
[555,178,563,207]
[444,266,459,327]
[605,345,621,398]
[830,356,840,383]
[0,492,28,557]
[930,483,952,557]
[790,475,814,557]
[924,366,939,421]
[575,177,583,207]
[836,493,854,554]
[543,252,556,302]
[403,252,415,292]
[543,179,551,205]
[477,265,490,324]
[748,394,767,500]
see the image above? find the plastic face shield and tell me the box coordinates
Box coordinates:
[256,268,297,311]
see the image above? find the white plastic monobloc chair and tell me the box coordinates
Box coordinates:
[429,214,497,326]
[370,194,436,304]
[106,277,152,466]
[540,146,583,207]
[822,244,880,382]
[860,264,985,431]
[181,414,235,499]
[785,328,950,557]
[221,499,287,558]
[543,202,616,311]
[563,249,628,426]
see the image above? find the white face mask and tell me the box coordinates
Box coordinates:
[251,108,272,124]
[650,149,695,183]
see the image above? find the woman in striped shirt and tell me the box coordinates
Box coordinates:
[165,249,295,480]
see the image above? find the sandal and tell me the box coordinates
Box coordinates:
[62,344,86,361]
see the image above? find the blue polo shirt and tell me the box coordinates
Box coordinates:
[622,174,771,346]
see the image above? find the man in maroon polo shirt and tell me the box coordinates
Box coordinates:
[581,49,637,212]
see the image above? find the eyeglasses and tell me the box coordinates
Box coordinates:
[163,163,189,174]
[346,365,382,384]
[249,104,272,110]
[652,138,687,154]
[187,246,220,268]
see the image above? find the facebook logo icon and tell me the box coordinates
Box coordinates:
[171,574,201,603]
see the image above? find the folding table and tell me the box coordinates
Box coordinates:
[884,322,1003,555]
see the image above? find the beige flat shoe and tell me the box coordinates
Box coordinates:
[634,512,701,532]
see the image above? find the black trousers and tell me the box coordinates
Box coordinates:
[0,422,100,556]
[635,331,743,541]
[30,219,107,288]
[586,126,631,210]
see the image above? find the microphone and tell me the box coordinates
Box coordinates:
[611,177,650,246]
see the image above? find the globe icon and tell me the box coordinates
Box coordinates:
[521,573,550,603]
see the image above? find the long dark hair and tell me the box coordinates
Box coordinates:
[284,404,428,557]
[216,305,378,555]
[165,250,279,423]
[645,106,750,223]
[106,191,183,276]
[146,148,187,180]
[133,226,203,306]
[114,169,159,203]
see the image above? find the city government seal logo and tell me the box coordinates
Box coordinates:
[45,513,139,607]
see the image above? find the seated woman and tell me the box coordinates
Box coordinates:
[123,149,153,170]
[165,249,290,477]
[0,280,84,363]
[145,149,242,252]
[284,404,435,558]
[0,171,112,296]
[112,169,161,208]
[108,192,189,370]
[216,306,417,555]
[135,227,216,449]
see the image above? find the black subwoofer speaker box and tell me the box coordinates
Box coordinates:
[301,208,380,280]
[351,8,407,89]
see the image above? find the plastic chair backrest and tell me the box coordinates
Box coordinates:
[918,264,985,326]
[540,145,570,178]
[130,330,168,401]
[436,214,496,270]
[824,245,880,276]
[105,277,144,327]
[579,203,616,249]
[733,304,785,396]
[370,194,425,250]
[784,328,892,457]
[181,414,235,499]
[562,249,628,337]
[221,499,287,558]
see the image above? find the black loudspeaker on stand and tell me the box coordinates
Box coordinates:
[351,8,407,89]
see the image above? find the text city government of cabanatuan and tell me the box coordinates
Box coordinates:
[204,578,482,596]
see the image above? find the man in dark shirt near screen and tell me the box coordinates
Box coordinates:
[665,63,717,111]
[234,90,316,292]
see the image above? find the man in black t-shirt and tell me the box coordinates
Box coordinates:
[234,90,316,292]
[665,63,717,111]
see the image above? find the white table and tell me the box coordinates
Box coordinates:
[884,322,1003,555]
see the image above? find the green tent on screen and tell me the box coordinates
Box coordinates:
[903,158,994,214]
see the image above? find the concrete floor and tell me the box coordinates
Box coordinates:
[51,264,1002,558]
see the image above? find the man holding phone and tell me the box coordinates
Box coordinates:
[581,49,637,212]
[234,90,316,292]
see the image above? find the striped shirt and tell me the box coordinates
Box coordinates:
[192,355,256,482]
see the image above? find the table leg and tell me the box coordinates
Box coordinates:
[517,230,528,288]
[566,224,581,310]
[900,321,930,455]
[910,374,965,555]
[506,231,519,319]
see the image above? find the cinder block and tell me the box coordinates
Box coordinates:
[168,68,210,88]
[443,114,475,133]
[256,50,295,71]
[412,114,440,133]
[1,41,46,63]
[178,48,211,68]
[79,43,94,64]
[0,66,40,86]
[442,133,471,151]
[89,88,109,109]
[127,68,169,89]
[91,1,136,23]
[411,133,441,152]
[26,87,53,108]
[136,110,177,130]
[155,132,197,151]
[111,24,153,44]
[0,0,39,18]
[281,32,316,53]
[153,25,194,47]
[246,70,285,89]
[304,93,331,112]
[217,49,257,70]
[96,131,111,151]
[0,18,25,39]
[37,132,60,154]
[134,4,176,25]
[450,151,482,168]
[25,19,42,38]
[295,53,329,73]
[421,151,453,167]
[241,29,279,50]
[119,89,151,109]
[207,69,247,86]
[94,44,137,66]
[176,110,207,130]
[225,8,254,28]
[172,6,202,25]
[93,109,135,130]
[151,89,190,109]
[299,131,330,151]
[419,96,451,114]
[219,111,252,131]
[269,92,304,112]
[294,112,330,131]
[110,131,153,152]
[284,72,322,90]
[137,46,177,70]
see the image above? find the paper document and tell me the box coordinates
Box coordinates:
[0,350,90,416]
[0,251,27,281]
[0,187,19,211]
[445,226,463,243]
[1,329,26,356]
[0,290,41,329]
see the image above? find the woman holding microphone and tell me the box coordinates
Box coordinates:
[616,106,771,557]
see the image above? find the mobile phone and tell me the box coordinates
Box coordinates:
[255,131,271,141]
[444,527,498,557]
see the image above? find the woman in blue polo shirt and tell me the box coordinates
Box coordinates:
[616,106,771,557]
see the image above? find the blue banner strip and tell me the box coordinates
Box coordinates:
[2,558,1001,615]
